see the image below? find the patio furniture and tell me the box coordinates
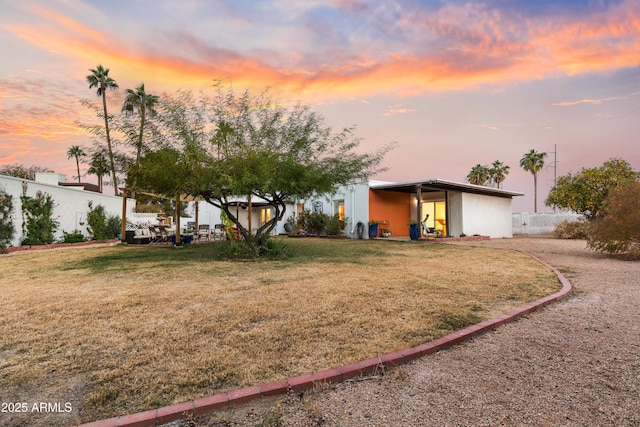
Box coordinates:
[148,226,159,243]
[379,220,392,238]
[197,224,211,241]
[132,228,151,244]
[212,224,225,240]
[154,225,168,242]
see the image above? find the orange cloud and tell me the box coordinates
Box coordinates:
[4,1,640,103]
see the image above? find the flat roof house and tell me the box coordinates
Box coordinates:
[303,179,523,239]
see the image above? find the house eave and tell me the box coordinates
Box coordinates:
[369,178,524,198]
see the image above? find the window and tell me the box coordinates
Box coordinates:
[334,199,345,220]
[260,207,272,226]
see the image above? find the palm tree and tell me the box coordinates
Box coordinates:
[121,83,159,167]
[86,64,119,195]
[466,164,491,186]
[87,150,109,193]
[520,149,548,212]
[490,160,510,189]
[67,145,86,183]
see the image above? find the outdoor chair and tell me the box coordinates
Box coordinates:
[197,224,211,241]
[148,226,159,243]
[154,225,168,242]
[212,224,225,240]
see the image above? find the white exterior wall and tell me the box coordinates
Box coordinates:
[192,198,297,236]
[448,192,464,237]
[303,182,370,238]
[460,192,513,238]
[513,212,584,235]
[190,201,221,228]
[1,174,135,247]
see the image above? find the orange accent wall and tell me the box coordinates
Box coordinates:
[369,190,411,237]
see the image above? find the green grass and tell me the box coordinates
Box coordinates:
[62,237,414,273]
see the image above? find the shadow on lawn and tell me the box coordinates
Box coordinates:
[61,238,435,273]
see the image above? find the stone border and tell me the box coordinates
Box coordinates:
[3,239,120,254]
[77,251,572,427]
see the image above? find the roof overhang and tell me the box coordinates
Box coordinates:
[370,179,524,198]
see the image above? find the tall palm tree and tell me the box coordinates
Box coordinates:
[490,160,510,189]
[466,164,491,186]
[87,150,109,193]
[67,145,86,183]
[520,149,548,212]
[121,83,159,167]
[86,64,119,195]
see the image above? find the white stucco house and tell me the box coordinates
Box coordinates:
[301,179,523,239]
[0,172,135,248]
[217,179,522,239]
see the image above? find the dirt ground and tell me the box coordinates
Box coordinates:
[3,237,638,426]
[190,237,640,426]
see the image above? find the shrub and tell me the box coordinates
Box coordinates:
[0,185,15,253]
[325,214,345,236]
[298,209,328,234]
[220,210,238,240]
[86,202,108,241]
[258,237,289,257]
[553,219,589,239]
[62,230,87,244]
[587,181,640,258]
[20,183,58,246]
[105,214,122,239]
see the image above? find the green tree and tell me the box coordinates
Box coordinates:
[490,160,510,188]
[86,64,120,195]
[194,84,393,246]
[546,158,636,220]
[587,180,640,256]
[520,149,547,212]
[121,83,159,167]
[466,164,491,186]
[86,150,109,193]
[67,145,86,183]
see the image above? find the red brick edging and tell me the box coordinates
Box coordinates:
[77,250,572,427]
[4,239,120,253]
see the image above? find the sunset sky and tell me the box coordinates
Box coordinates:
[1,0,638,211]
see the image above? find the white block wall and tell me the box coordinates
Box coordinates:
[1,174,135,247]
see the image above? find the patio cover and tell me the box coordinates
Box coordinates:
[370,178,524,198]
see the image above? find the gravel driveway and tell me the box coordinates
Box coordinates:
[197,237,640,426]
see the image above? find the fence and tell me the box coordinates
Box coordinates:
[512,212,584,235]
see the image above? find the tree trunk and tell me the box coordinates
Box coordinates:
[102,89,119,196]
[75,158,81,183]
[533,173,538,213]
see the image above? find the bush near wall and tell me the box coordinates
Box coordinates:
[0,186,15,253]
[553,220,590,239]
[20,184,59,246]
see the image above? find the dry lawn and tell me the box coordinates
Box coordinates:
[0,238,560,425]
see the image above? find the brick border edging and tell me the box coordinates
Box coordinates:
[4,239,120,254]
[77,251,572,427]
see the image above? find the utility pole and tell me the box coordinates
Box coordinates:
[554,143,557,188]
